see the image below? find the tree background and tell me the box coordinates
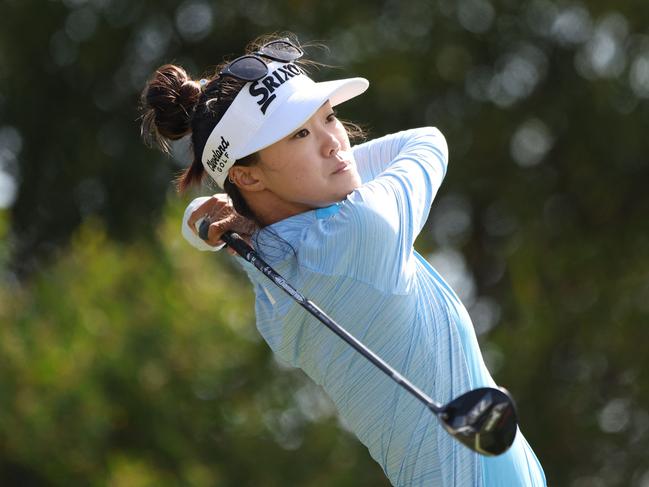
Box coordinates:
[1,0,648,485]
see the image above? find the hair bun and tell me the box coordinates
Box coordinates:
[140,64,202,152]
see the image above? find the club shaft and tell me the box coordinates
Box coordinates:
[223,232,443,414]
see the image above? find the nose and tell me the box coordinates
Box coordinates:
[321,126,341,158]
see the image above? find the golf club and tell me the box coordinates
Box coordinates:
[199,223,518,456]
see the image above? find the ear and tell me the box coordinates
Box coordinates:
[228,166,265,192]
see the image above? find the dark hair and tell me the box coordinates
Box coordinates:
[140,33,365,223]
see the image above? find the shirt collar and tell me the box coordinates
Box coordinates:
[252,203,341,262]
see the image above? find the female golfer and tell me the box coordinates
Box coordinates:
[141,34,546,486]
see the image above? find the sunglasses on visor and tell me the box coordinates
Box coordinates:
[219,39,304,82]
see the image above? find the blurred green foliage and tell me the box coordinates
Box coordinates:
[1,0,649,485]
[0,203,389,486]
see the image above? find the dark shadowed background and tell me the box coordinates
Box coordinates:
[1,0,648,485]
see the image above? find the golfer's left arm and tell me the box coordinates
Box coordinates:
[313,127,448,291]
[359,126,448,287]
[353,126,449,245]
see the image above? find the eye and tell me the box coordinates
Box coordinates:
[293,128,309,139]
[326,110,338,123]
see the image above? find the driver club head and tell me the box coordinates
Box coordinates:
[437,387,518,456]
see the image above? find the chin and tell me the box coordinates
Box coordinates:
[346,175,362,193]
[323,172,361,203]
[334,184,360,202]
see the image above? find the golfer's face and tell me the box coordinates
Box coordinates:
[256,101,361,208]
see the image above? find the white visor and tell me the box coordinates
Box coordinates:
[201,61,369,187]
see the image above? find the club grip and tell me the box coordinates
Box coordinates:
[198,219,210,241]
[221,232,253,256]
[197,219,252,256]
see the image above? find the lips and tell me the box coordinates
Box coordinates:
[333,161,349,174]
[332,150,353,174]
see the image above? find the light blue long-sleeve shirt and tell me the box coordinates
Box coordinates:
[186,127,546,486]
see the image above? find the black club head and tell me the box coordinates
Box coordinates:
[437,387,518,456]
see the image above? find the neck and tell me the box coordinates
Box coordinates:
[242,189,314,227]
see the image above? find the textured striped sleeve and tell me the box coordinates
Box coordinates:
[303,127,449,293]
[352,130,414,183]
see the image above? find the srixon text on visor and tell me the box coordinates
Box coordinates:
[205,64,303,173]
[250,63,304,114]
